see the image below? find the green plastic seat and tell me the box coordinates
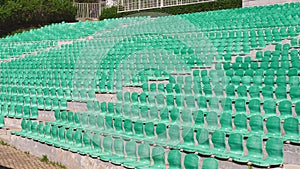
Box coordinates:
[144,122,155,144]
[249,86,260,99]
[220,112,232,134]
[235,98,246,115]
[179,126,195,151]
[99,135,113,161]
[237,85,248,99]
[46,125,59,145]
[248,99,261,117]
[122,119,133,139]
[0,115,4,128]
[295,102,300,120]
[283,117,300,143]
[184,85,193,95]
[197,96,208,111]
[202,158,218,169]
[288,76,299,87]
[228,133,248,163]
[264,138,284,166]
[136,143,151,168]
[53,126,66,148]
[166,94,174,108]
[159,107,169,123]
[266,116,281,138]
[195,128,211,156]
[39,123,52,144]
[78,131,93,155]
[263,99,277,118]
[185,95,195,109]
[89,133,102,158]
[275,86,287,102]
[278,100,293,119]
[170,108,180,124]
[69,129,83,153]
[203,84,213,98]
[213,84,224,98]
[148,93,156,106]
[168,124,180,148]
[290,86,300,103]
[132,120,144,140]
[206,111,218,131]
[156,123,167,145]
[225,85,236,99]
[123,141,138,167]
[211,130,229,159]
[175,95,184,109]
[221,97,232,113]
[150,146,165,168]
[15,104,23,118]
[184,154,199,169]
[234,113,248,134]
[156,94,165,107]
[249,115,264,136]
[110,138,125,165]
[194,110,204,128]
[167,150,181,169]
[245,135,268,167]
[181,109,193,126]
[262,86,274,101]
[208,97,220,113]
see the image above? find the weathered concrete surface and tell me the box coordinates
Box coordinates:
[284,144,300,165]
[8,135,123,169]
[96,93,117,102]
[38,110,55,122]
[0,139,61,169]
[4,118,22,129]
[67,101,88,112]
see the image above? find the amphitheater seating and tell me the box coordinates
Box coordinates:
[1,1,300,168]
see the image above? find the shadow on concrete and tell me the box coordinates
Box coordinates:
[0,166,12,169]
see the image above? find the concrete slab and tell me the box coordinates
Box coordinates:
[67,102,88,112]
[38,110,55,122]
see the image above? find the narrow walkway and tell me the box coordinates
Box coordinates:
[0,140,64,169]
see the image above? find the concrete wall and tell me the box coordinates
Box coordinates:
[243,0,299,7]
[9,135,122,169]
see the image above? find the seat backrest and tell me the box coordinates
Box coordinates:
[92,133,101,150]
[168,150,182,168]
[279,100,292,117]
[196,128,210,147]
[152,146,165,166]
[113,138,124,157]
[228,133,244,154]
[266,138,283,161]
[283,117,299,137]
[234,113,247,130]
[184,154,199,169]
[194,110,204,126]
[202,158,218,169]
[125,141,137,160]
[266,116,281,136]
[206,111,218,130]
[169,124,180,143]
[246,135,263,158]
[138,143,150,163]
[249,115,263,133]
[220,112,232,130]
[212,130,226,149]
